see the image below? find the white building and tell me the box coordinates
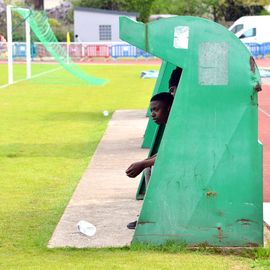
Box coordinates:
[74,7,138,42]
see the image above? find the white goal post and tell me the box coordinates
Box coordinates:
[6,5,32,85]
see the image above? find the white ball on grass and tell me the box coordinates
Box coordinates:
[103,110,109,117]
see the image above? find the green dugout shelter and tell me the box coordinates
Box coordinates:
[120,16,263,247]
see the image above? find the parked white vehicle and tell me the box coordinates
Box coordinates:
[229,15,270,44]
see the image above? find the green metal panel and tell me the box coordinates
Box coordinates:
[120,16,263,247]
[142,61,177,148]
[137,124,166,200]
[145,61,170,115]
[119,17,146,50]
[141,118,157,149]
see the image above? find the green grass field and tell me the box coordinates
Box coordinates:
[0,63,269,269]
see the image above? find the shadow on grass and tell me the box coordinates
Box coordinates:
[29,74,90,87]
[50,240,270,261]
[0,142,98,159]
[130,241,270,260]
[45,111,109,122]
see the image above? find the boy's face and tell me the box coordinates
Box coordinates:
[150,100,170,125]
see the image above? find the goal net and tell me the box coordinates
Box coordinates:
[5,5,106,87]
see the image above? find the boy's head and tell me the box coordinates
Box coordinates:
[169,67,182,96]
[150,92,174,125]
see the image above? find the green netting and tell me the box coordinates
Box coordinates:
[13,7,106,86]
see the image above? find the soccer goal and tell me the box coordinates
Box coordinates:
[6,4,31,85]
[5,5,106,87]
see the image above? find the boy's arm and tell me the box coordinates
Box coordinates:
[147,153,157,159]
[126,155,157,178]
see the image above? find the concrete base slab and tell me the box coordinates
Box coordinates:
[264,203,270,226]
[264,203,270,247]
[48,110,148,248]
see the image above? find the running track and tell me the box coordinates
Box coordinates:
[257,59,270,202]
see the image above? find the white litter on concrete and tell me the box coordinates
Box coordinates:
[48,110,148,248]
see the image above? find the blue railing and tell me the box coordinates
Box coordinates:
[12,43,37,59]
[260,42,270,58]
[11,42,154,60]
[110,44,138,59]
[10,42,270,60]
[244,42,270,59]
[110,44,153,59]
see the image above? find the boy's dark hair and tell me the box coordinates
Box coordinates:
[169,67,182,88]
[150,92,174,107]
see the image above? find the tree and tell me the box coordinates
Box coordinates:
[128,0,155,22]
[218,0,270,21]
[72,0,154,22]
[72,0,129,11]
[73,0,270,22]
[32,0,44,10]
[165,0,270,21]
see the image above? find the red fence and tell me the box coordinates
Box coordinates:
[84,45,110,58]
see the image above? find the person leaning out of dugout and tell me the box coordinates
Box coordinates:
[125,92,174,229]
[126,66,181,183]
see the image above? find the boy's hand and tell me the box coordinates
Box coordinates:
[126,161,145,178]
